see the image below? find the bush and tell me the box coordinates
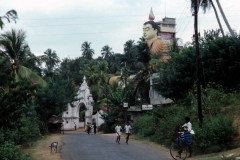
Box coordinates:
[131,103,235,155]
[193,115,235,154]
[0,116,39,145]
[0,141,30,160]
[152,105,196,146]
[132,114,155,137]
[2,128,20,144]
[18,117,39,144]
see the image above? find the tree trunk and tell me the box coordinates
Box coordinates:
[210,0,225,36]
[215,0,234,36]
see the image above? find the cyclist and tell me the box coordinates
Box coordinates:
[177,117,192,157]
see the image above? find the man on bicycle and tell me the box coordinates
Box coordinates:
[177,117,193,157]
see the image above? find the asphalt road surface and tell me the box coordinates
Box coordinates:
[61,131,172,160]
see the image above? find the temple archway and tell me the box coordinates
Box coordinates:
[62,76,94,130]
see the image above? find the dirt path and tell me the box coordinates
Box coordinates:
[26,133,63,160]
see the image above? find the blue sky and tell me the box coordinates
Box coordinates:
[1,0,239,59]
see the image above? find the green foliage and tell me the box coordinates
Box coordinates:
[193,115,235,154]
[0,141,30,160]
[0,29,47,87]
[0,10,18,30]
[0,56,12,88]
[0,116,38,159]
[100,110,119,133]
[169,38,180,53]
[35,76,77,123]
[132,96,235,154]
[153,46,196,100]
[59,57,86,85]
[0,80,38,126]
[131,114,155,137]
[40,48,60,74]
[154,30,240,100]
[17,117,39,144]
[81,41,94,60]
[150,105,193,145]
[100,87,125,133]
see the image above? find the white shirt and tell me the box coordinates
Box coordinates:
[182,122,192,132]
[115,125,122,132]
[124,125,132,133]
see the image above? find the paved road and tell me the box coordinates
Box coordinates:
[61,131,172,160]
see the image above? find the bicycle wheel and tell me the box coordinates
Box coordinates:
[170,142,187,160]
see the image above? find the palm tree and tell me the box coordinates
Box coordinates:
[191,0,232,37]
[215,0,234,36]
[0,10,18,30]
[136,37,151,65]
[0,29,46,86]
[40,48,60,72]
[124,40,137,60]
[21,52,42,75]
[123,40,138,71]
[81,41,94,60]
[80,60,99,86]
[99,84,112,113]
[101,45,113,59]
[209,0,224,36]
[97,61,111,85]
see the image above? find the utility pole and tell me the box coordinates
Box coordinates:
[124,62,127,124]
[194,0,203,126]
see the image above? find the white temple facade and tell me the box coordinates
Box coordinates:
[62,76,94,130]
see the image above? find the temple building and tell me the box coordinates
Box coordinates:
[156,17,176,40]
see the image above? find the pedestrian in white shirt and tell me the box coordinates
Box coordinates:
[115,123,122,144]
[124,122,132,144]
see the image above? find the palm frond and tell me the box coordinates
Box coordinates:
[17,65,47,87]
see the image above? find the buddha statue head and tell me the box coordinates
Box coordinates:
[143,21,160,42]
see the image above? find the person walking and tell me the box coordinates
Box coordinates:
[87,122,91,135]
[93,123,97,134]
[124,122,132,144]
[115,123,122,144]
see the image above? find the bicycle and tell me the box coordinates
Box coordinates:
[170,132,191,160]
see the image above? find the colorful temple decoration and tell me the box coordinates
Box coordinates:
[149,7,155,21]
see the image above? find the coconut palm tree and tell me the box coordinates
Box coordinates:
[41,48,60,73]
[101,45,113,59]
[80,60,99,86]
[81,41,94,60]
[215,0,234,36]
[123,40,138,71]
[0,29,46,86]
[97,61,111,85]
[123,40,137,60]
[209,0,224,36]
[0,10,18,30]
[99,84,112,113]
[190,0,232,37]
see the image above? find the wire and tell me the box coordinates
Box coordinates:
[28,30,143,37]
[18,8,236,21]
[179,16,193,38]
[176,3,191,33]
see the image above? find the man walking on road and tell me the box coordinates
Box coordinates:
[115,123,122,144]
[124,122,132,144]
[87,122,91,135]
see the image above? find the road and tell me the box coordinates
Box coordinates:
[60,130,172,160]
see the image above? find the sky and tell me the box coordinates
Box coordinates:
[1,0,240,60]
